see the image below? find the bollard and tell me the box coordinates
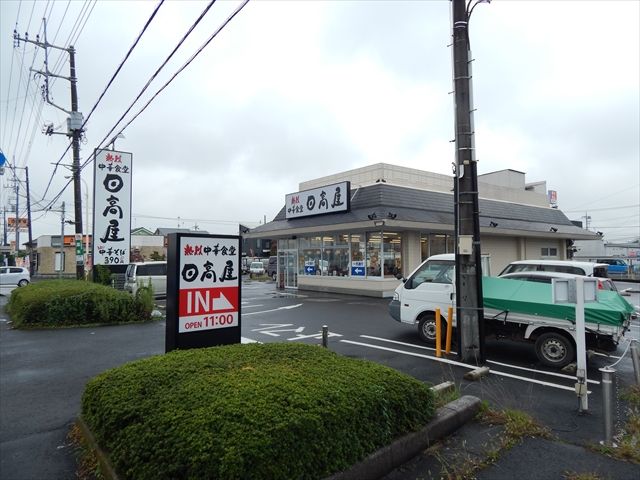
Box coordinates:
[445,306,453,354]
[435,308,442,357]
[599,366,615,446]
[322,325,328,348]
[631,340,640,385]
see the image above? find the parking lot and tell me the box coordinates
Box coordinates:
[1,278,638,479]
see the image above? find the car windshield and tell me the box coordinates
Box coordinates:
[408,260,455,289]
[250,262,263,268]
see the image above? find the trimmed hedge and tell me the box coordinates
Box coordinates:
[81,343,435,479]
[6,280,153,328]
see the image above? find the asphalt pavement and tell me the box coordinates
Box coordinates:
[1,279,639,480]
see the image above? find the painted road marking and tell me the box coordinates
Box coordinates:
[341,339,589,394]
[288,332,343,341]
[243,304,303,316]
[361,335,603,384]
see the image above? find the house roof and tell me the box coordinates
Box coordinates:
[246,183,598,240]
[153,228,209,236]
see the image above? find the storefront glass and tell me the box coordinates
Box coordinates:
[299,236,322,275]
[323,234,349,277]
[350,234,366,276]
[366,232,382,277]
[382,232,402,278]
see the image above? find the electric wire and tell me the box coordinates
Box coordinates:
[6,0,37,154]
[1,2,22,143]
[80,0,250,176]
[39,0,166,203]
[43,0,250,212]
[84,0,217,162]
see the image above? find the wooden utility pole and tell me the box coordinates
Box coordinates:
[452,0,485,364]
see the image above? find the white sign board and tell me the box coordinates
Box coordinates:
[285,181,350,219]
[177,235,240,333]
[93,149,132,266]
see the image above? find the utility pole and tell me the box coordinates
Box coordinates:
[59,201,65,279]
[14,19,85,279]
[25,167,35,275]
[13,165,19,257]
[452,0,486,364]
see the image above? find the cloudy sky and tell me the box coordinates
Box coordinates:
[1,0,638,243]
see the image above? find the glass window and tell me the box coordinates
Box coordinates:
[322,234,349,277]
[300,236,322,275]
[420,234,429,261]
[366,232,382,278]
[430,234,447,255]
[407,259,455,289]
[382,232,402,278]
[350,234,366,276]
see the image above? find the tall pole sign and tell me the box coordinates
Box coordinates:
[166,233,241,352]
[92,149,132,268]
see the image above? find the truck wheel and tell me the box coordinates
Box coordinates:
[534,332,575,368]
[418,315,437,344]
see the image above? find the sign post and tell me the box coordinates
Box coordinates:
[166,233,241,352]
[552,277,598,412]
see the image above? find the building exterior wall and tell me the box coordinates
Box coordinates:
[481,236,520,276]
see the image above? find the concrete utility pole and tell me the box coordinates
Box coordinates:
[452,0,486,364]
[59,201,65,279]
[25,167,35,275]
[14,19,85,279]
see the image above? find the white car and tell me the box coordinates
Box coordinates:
[249,261,265,275]
[0,266,30,287]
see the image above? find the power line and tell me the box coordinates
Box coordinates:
[39,0,165,202]
[563,204,640,213]
[85,0,217,157]
[44,0,251,211]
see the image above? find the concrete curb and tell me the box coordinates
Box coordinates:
[76,416,120,480]
[326,395,482,480]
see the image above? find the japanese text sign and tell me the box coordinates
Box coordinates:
[166,233,241,352]
[285,181,350,219]
[92,149,132,266]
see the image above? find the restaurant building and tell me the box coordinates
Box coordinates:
[246,163,598,297]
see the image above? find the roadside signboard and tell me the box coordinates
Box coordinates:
[285,181,350,219]
[304,260,316,275]
[166,233,241,352]
[92,149,132,267]
[351,260,365,276]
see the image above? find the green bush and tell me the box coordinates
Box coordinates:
[6,280,153,328]
[82,343,435,480]
[93,265,113,286]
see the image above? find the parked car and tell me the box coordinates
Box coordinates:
[596,258,629,275]
[267,256,277,280]
[0,266,30,287]
[499,271,618,291]
[124,261,167,297]
[498,259,609,278]
[249,261,265,276]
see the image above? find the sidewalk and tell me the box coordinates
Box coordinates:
[384,415,639,480]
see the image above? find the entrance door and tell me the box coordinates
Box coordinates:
[278,250,298,288]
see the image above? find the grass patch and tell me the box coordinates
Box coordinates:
[81,343,435,480]
[6,280,153,328]
[68,423,103,480]
[593,384,640,464]
[433,384,461,409]
[436,406,550,479]
[563,472,603,480]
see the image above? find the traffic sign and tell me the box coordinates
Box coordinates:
[351,261,365,276]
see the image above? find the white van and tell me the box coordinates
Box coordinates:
[124,261,167,297]
[498,259,609,278]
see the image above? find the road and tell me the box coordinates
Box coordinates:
[0,278,638,479]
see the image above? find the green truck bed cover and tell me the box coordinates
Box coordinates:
[482,277,634,327]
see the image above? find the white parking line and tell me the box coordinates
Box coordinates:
[341,339,586,393]
[241,304,264,308]
[243,304,303,316]
[360,335,600,384]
